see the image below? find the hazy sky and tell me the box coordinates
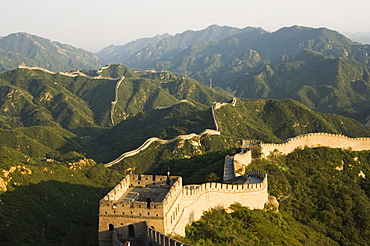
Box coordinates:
[2,0,370,52]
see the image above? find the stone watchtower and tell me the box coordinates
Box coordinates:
[98,174,184,246]
[98,171,268,245]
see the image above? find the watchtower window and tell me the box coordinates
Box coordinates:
[146,198,152,209]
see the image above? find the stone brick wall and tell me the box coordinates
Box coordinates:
[98,175,182,241]
[261,133,370,157]
[171,175,268,236]
[233,151,252,175]
[99,173,268,242]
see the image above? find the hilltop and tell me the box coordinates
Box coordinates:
[0,32,101,72]
[232,50,370,123]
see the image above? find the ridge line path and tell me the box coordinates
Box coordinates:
[154,100,205,111]
[18,64,120,80]
[104,98,237,167]
[110,76,125,125]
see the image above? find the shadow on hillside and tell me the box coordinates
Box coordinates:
[0,180,109,246]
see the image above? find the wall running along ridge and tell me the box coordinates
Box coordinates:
[261,132,370,157]
[18,64,119,80]
[19,64,126,127]
[153,100,204,111]
[110,76,125,125]
[104,99,237,167]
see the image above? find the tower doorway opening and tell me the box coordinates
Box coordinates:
[128,224,135,238]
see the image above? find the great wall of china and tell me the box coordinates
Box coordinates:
[96,83,370,245]
[18,64,119,80]
[110,76,125,125]
[14,65,370,246]
[260,132,370,157]
[153,100,204,111]
[103,99,234,167]
[18,65,126,126]
[98,172,268,245]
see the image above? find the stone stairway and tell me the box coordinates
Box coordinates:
[223,156,235,181]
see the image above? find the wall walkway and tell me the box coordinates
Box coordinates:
[104,98,237,167]
[110,76,125,125]
[261,132,370,157]
[18,64,119,80]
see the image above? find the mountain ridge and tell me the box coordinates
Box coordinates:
[0,32,101,72]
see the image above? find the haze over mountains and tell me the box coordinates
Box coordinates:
[0,32,101,72]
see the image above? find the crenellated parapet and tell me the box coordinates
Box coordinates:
[170,171,268,236]
[104,130,220,167]
[183,177,267,198]
[99,171,268,244]
[261,132,370,157]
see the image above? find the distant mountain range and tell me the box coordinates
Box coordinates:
[0,64,232,131]
[1,25,370,125]
[344,32,370,44]
[96,33,171,65]
[233,50,370,121]
[96,25,370,124]
[0,32,101,72]
[116,25,370,86]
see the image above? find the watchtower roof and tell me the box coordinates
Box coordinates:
[121,187,170,203]
[227,171,266,184]
[104,175,181,204]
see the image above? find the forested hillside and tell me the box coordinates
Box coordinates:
[99,25,370,124]
[179,147,370,245]
[2,91,370,245]
[233,50,370,122]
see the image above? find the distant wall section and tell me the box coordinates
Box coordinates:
[261,133,370,157]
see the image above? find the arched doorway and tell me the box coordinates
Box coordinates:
[128,224,135,238]
[109,224,114,231]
